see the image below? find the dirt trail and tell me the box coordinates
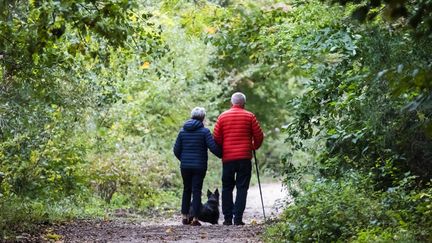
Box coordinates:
[45,183,288,242]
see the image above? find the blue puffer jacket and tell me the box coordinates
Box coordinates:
[173,119,222,169]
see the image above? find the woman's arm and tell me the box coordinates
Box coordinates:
[173,132,182,160]
[205,129,222,158]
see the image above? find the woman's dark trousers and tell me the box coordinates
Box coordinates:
[181,168,206,217]
[221,159,252,224]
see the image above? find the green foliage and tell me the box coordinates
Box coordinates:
[0,0,143,198]
[179,0,432,242]
[0,193,106,238]
[266,174,381,242]
[210,1,298,125]
[331,0,432,36]
[265,173,432,242]
[1,0,431,241]
[0,0,226,235]
[285,11,432,186]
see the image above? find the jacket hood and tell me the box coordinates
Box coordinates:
[183,119,204,131]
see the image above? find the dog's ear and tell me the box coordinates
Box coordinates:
[207,189,212,197]
[214,188,219,196]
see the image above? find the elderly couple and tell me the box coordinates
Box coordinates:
[173,92,264,226]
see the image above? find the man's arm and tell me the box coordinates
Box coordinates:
[251,115,264,150]
[213,117,223,146]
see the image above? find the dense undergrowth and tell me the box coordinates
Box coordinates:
[235,0,432,242]
[1,0,431,242]
[0,0,223,237]
[0,0,283,238]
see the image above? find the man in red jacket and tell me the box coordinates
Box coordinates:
[213,92,264,225]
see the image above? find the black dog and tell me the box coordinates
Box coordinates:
[189,189,220,225]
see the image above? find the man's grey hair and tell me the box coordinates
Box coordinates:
[191,107,206,121]
[231,92,246,106]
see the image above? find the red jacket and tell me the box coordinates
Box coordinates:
[213,105,264,163]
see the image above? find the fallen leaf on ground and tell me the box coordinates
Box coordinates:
[45,233,62,241]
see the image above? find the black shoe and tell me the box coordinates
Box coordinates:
[234,221,245,226]
[182,218,190,225]
[223,219,232,225]
[190,220,201,226]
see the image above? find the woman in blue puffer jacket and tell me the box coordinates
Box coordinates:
[173,107,222,226]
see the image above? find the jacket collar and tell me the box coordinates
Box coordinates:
[231,104,244,109]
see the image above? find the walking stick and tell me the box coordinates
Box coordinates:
[253,150,266,222]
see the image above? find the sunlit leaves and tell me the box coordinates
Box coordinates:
[0,0,146,202]
[332,0,432,35]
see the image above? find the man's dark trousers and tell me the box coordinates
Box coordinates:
[222,159,252,223]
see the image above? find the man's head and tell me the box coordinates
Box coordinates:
[231,92,246,107]
[191,107,206,121]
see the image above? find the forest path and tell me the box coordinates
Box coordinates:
[48,183,287,242]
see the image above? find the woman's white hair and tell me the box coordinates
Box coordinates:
[231,92,246,106]
[191,107,206,121]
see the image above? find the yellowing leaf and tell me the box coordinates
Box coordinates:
[205,27,217,34]
[30,150,39,163]
[130,14,137,23]
[165,228,173,233]
[141,61,150,69]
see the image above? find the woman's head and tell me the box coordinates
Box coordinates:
[191,107,206,121]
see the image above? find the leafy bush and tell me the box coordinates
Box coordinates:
[202,0,432,242]
[0,193,106,238]
[353,228,416,243]
[0,0,225,235]
[265,174,380,242]
[1,0,431,241]
[265,173,432,242]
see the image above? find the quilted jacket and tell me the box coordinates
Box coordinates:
[174,119,222,169]
[213,105,264,163]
